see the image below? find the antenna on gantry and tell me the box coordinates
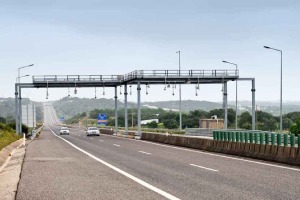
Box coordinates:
[130,85,132,95]
[74,80,77,94]
[94,87,97,99]
[46,81,49,99]
[103,82,105,95]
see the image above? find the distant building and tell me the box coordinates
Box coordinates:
[199,115,224,129]
[141,119,159,125]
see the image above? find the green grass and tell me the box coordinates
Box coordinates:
[0,124,22,151]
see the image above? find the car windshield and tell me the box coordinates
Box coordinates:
[89,127,98,130]
[61,127,68,130]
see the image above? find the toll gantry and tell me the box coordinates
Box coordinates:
[15,69,255,137]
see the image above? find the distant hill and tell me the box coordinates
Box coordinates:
[0,98,43,122]
[53,97,136,119]
[142,100,224,112]
[52,98,300,119]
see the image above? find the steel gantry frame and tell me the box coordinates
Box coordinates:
[14,69,256,138]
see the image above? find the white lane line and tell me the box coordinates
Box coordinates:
[139,151,152,155]
[47,126,180,200]
[113,144,120,147]
[99,140,104,142]
[98,134,300,172]
[190,164,219,172]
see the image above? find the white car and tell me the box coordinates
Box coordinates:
[86,127,100,136]
[60,127,70,135]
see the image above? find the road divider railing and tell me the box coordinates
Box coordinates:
[213,130,299,147]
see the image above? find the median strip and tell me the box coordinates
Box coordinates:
[190,164,219,172]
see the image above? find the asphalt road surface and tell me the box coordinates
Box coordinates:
[16,104,300,200]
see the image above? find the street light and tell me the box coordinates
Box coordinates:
[18,64,34,83]
[222,60,238,130]
[16,75,30,83]
[264,46,283,133]
[176,51,182,131]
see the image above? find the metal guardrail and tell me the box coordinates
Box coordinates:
[213,130,299,147]
[32,70,239,83]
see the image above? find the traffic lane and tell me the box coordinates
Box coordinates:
[17,127,165,200]
[70,127,300,173]
[49,125,238,200]
[49,125,300,200]
[65,127,300,199]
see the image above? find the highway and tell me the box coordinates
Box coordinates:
[17,105,300,200]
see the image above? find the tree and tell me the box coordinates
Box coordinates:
[238,112,252,130]
[147,121,158,128]
[290,117,300,136]
[0,117,5,124]
[163,119,178,129]
[283,118,293,130]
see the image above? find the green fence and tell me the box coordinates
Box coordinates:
[213,130,299,147]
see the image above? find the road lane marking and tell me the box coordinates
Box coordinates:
[99,140,104,142]
[190,164,219,172]
[139,151,151,155]
[113,144,120,147]
[60,126,300,172]
[98,134,300,172]
[47,126,180,200]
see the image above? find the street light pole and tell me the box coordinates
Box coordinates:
[176,51,182,130]
[264,46,283,133]
[18,64,34,83]
[222,60,238,129]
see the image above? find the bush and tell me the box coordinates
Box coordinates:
[0,123,22,151]
[147,121,158,128]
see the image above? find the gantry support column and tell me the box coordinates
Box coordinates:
[224,82,228,130]
[114,86,118,135]
[19,86,22,134]
[136,81,141,139]
[252,79,256,130]
[15,84,19,134]
[124,84,128,135]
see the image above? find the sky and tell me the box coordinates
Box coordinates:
[0,0,300,104]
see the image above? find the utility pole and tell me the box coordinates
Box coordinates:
[176,51,182,130]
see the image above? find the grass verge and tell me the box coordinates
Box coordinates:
[0,124,22,151]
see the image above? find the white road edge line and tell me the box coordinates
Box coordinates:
[139,151,152,155]
[190,164,219,172]
[97,133,300,172]
[113,144,120,147]
[47,126,180,200]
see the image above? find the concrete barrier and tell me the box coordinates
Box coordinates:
[140,132,300,166]
[98,128,300,166]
